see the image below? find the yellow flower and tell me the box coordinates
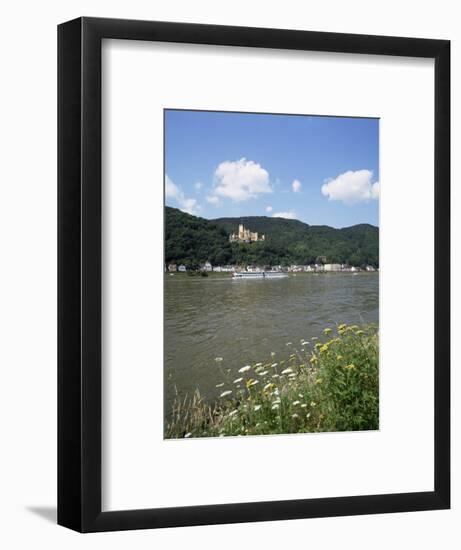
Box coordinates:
[315,378,323,385]
[344,363,356,370]
[323,328,332,335]
[336,355,343,361]
[319,344,329,353]
[356,330,364,335]
[338,324,347,331]
[310,356,318,364]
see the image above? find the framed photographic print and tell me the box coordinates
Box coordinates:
[58,17,450,532]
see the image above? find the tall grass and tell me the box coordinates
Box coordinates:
[165,323,379,438]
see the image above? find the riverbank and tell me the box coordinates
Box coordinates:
[165,323,379,438]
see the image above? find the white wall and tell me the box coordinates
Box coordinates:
[0,1,457,548]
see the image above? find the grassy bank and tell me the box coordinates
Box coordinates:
[165,324,379,438]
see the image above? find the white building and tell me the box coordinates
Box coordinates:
[202,261,212,272]
[324,263,342,272]
[178,264,187,272]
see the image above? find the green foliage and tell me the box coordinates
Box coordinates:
[166,207,378,267]
[165,207,379,267]
[165,324,379,438]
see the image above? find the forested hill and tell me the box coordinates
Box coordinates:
[165,207,379,268]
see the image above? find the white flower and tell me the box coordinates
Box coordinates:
[233,377,243,384]
[255,362,263,367]
[298,394,304,398]
[220,390,232,398]
[228,410,238,418]
[286,342,292,346]
[239,365,251,373]
[292,413,299,419]
[184,432,192,438]
[301,404,308,408]
[288,373,297,378]
[271,363,278,368]
[215,357,223,362]
[258,370,268,377]
[292,400,300,406]
[272,374,280,379]
[216,383,225,388]
[247,379,259,387]
[272,398,281,404]
[263,383,273,391]
[281,368,293,374]
[272,404,280,410]
[254,405,262,411]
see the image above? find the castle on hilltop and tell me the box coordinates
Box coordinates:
[229,223,265,243]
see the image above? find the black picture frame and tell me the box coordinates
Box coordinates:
[58,17,450,533]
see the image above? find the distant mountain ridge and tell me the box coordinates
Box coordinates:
[165,207,379,268]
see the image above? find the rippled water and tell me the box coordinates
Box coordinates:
[164,272,378,420]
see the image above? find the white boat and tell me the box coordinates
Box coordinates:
[232,271,288,280]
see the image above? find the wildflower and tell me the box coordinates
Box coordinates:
[281,368,293,374]
[215,357,223,362]
[315,378,323,385]
[310,356,318,364]
[271,363,278,368]
[258,370,268,377]
[263,382,275,391]
[292,413,299,419]
[323,328,332,335]
[344,363,356,370]
[272,398,281,404]
[320,344,329,353]
[301,404,307,408]
[336,355,343,361]
[272,374,280,379]
[286,342,292,346]
[272,403,280,410]
[292,400,301,406]
[228,410,238,418]
[315,342,322,349]
[298,393,304,398]
[216,383,225,388]
[184,432,192,438]
[310,401,316,407]
[246,379,259,388]
[254,405,262,412]
[239,365,251,373]
[233,378,243,384]
[338,324,347,331]
[290,353,296,359]
[311,336,318,341]
[271,352,276,357]
[288,373,297,378]
[255,362,263,367]
[220,390,232,398]
[356,330,364,335]
[306,413,311,419]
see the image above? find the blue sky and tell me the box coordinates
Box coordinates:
[165,110,379,228]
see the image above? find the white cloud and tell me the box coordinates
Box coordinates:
[194,181,203,191]
[272,211,297,220]
[165,175,200,215]
[321,169,379,205]
[265,206,273,213]
[292,179,302,193]
[206,195,220,206]
[211,157,272,202]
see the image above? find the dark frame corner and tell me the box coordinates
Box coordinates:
[58,17,450,533]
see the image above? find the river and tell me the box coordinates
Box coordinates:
[164,272,379,421]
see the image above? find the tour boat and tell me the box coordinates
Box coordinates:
[232,271,288,280]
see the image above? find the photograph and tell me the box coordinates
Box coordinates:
[164,109,379,439]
